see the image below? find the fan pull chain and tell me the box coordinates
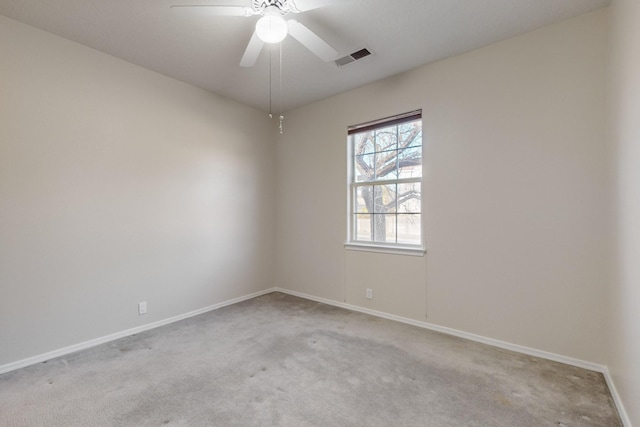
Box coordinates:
[268,44,273,118]
[267,42,283,133]
[279,42,284,134]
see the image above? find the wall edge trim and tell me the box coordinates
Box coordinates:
[0,288,277,375]
[273,287,604,370]
[602,366,633,427]
[273,287,630,426]
[1,286,630,426]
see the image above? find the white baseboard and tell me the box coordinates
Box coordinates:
[602,367,633,427]
[0,288,277,376]
[273,287,632,427]
[0,286,631,427]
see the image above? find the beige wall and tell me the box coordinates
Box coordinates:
[609,0,640,424]
[276,10,609,364]
[0,15,276,366]
[4,8,636,420]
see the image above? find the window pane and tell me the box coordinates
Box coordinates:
[397,214,421,245]
[375,126,397,151]
[354,132,375,154]
[348,111,423,248]
[355,186,372,213]
[398,146,422,179]
[372,214,396,243]
[399,121,422,147]
[397,183,421,213]
[355,214,372,241]
[354,154,375,182]
[375,150,398,181]
[373,184,396,213]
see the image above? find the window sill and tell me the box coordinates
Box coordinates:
[344,243,426,257]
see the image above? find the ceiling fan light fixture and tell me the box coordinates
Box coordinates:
[256,6,288,43]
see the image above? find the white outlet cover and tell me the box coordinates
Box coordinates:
[138,302,147,315]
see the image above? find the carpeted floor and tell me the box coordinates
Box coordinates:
[0,292,622,426]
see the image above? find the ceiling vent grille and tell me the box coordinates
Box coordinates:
[335,48,372,67]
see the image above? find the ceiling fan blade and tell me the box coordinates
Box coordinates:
[287,20,337,62]
[290,0,345,12]
[169,5,257,17]
[240,30,265,67]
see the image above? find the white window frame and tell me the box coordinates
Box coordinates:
[345,110,425,256]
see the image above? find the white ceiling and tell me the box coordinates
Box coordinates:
[0,0,609,113]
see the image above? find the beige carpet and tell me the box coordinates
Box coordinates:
[0,292,622,426]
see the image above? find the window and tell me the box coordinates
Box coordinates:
[346,110,424,255]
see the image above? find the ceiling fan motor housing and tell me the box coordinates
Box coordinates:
[253,0,292,15]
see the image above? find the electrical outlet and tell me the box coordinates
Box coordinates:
[366,288,373,299]
[138,301,147,315]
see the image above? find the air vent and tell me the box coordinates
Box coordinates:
[335,48,372,67]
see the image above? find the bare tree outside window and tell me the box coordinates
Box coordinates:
[349,113,422,246]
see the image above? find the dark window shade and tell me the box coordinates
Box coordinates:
[348,110,422,135]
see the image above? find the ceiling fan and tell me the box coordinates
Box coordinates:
[171,0,341,67]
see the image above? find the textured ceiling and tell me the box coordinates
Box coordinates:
[0,0,609,112]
